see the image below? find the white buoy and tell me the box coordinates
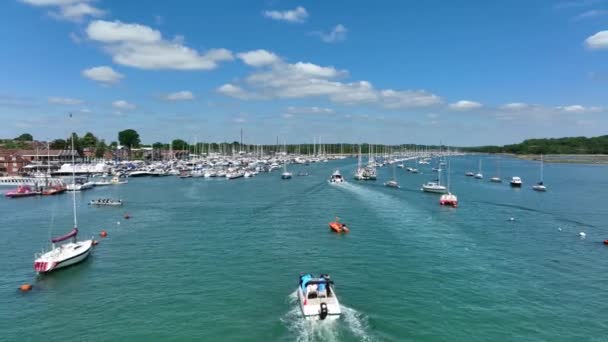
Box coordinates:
[579,232,586,238]
[558,227,562,231]
[117,221,121,225]
[508,217,515,221]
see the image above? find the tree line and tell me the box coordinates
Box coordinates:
[464,135,608,154]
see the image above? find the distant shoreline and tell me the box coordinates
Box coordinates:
[514,154,608,164]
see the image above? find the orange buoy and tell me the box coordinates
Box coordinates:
[603,240,608,245]
[92,240,99,246]
[20,284,33,292]
[100,230,108,238]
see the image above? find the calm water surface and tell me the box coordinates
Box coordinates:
[1,156,607,341]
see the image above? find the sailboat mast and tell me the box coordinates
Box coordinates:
[70,122,77,229]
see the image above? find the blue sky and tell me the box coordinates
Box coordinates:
[1,0,607,146]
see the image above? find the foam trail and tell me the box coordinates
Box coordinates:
[281,291,375,342]
[341,305,375,342]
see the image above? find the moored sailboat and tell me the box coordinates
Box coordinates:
[532,154,547,191]
[34,125,94,273]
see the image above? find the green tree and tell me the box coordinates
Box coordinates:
[118,129,141,158]
[171,139,189,150]
[14,133,33,141]
[81,132,98,148]
[95,140,107,158]
[50,139,67,149]
[66,133,82,153]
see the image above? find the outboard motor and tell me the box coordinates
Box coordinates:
[319,302,328,320]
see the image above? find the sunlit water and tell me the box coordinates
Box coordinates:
[1,156,607,341]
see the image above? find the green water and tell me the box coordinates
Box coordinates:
[1,156,607,341]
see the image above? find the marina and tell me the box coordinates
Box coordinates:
[2,154,607,340]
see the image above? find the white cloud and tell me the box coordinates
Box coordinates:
[219,52,442,109]
[48,97,83,105]
[82,66,124,84]
[315,24,348,43]
[448,100,483,111]
[237,50,280,67]
[87,20,160,43]
[556,104,602,113]
[21,0,104,22]
[381,89,442,108]
[286,106,334,114]
[585,30,608,49]
[163,91,194,101]
[500,102,529,110]
[263,6,308,23]
[217,84,257,100]
[573,9,608,20]
[112,100,135,110]
[233,117,247,123]
[86,20,234,70]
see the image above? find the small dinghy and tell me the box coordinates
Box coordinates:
[89,198,123,206]
[329,218,349,233]
[298,274,341,320]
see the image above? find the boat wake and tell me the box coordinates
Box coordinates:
[281,291,374,342]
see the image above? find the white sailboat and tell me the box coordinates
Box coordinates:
[34,127,94,273]
[421,168,447,193]
[440,160,458,207]
[474,158,483,179]
[354,144,365,180]
[490,157,502,182]
[384,163,400,188]
[281,141,292,179]
[532,154,547,192]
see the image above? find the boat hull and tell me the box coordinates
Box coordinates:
[34,240,93,273]
[297,287,341,321]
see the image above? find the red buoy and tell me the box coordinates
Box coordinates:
[100,230,108,238]
[20,284,33,292]
[603,240,608,245]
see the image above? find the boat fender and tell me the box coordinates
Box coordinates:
[319,302,328,320]
[19,284,33,292]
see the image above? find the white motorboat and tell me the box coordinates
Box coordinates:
[490,177,502,183]
[89,198,123,206]
[298,274,341,320]
[384,180,400,188]
[34,131,94,274]
[93,178,112,186]
[110,176,127,185]
[421,181,447,193]
[66,178,94,191]
[465,171,474,177]
[329,169,345,183]
[510,176,522,188]
[281,171,293,179]
[128,170,150,177]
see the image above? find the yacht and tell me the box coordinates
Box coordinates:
[421,181,447,193]
[298,274,341,320]
[510,176,522,188]
[329,169,345,183]
[66,177,94,191]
